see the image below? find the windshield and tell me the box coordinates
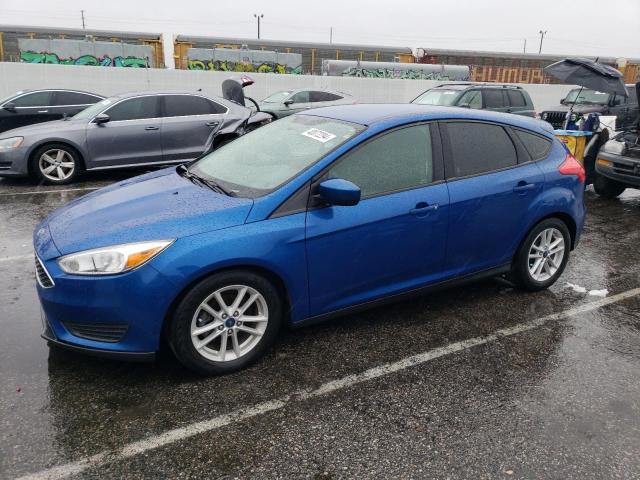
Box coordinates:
[412,89,459,106]
[262,91,292,103]
[563,88,611,105]
[189,115,364,196]
[72,98,114,120]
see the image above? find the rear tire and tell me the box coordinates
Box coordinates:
[593,174,625,199]
[31,143,81,185]
[169,270,283,375]
[511,218,571,292]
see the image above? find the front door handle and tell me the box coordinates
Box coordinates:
[145,126,159,131]
[206,121,219,127]
[410,202,439,215]
[513,182,535,193]
[37,110,49,113]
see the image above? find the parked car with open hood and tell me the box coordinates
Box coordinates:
[0,87,272,184]
[592,82,640,198]
[0,89,104,134]
[258,89,355,119]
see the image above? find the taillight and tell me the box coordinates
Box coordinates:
[559,154,585,184]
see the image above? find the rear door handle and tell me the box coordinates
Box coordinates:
[206,121,219,127]
[145,126,159,131]
[410,202,439,215]
[37,110,49,113]
[513,182,535,193]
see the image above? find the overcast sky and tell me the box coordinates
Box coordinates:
[2,0,639,67]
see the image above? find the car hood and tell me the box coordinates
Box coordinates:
[0,118,86,138]
[44,168,254,255]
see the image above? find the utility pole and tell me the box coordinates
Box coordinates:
[538,30,547,54]
[81,10,86,30]
[253,14,263,39]
[523,38,527,54]
[330,27,333,44]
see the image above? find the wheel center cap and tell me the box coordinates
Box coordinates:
[543,251,549,258]
[225,318,236,328]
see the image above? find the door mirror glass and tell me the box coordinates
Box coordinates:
[94,113,111,124]
[318,178,361,206]
[283,99,294,106]
[3,102,16,112]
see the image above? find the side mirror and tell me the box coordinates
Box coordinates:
[283,99,294,106]
[94,113,110,125]
[3,102,16,112]
[560,98,566,104]
[317,178,361,206]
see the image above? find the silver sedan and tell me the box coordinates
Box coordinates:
[0,91,271,184]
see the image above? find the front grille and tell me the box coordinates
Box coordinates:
[63,322,129,343]
[541,111,566,128]
[612,162,640,177]
[35,256,54,288]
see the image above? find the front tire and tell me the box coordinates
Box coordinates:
[593,174,626,199]
[31,143,81,185]
[511,218,571,292]
[169,271,283,375]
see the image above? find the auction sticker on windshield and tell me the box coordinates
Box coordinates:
[302,128,337,143]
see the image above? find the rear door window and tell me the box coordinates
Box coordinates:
[506,90,527,107]
[12,91,51,107]
[482,89,506,109]
[514,129,551,160]
[163,95,226,117]
[445,122,517,177]
[105,96,159,121]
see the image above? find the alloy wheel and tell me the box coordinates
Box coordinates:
[190,285,269,362]
[38,149,75,182]
[528,227,565,282]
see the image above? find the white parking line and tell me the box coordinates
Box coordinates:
[0,254,32,263]
[0,187,99,196]
[17,286,640,480]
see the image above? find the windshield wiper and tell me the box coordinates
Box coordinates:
[176,164,234,196]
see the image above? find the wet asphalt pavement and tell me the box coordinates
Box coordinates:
[1,171,640,479]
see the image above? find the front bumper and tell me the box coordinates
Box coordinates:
[36,251,176,359]
[0,145,30,177]
[596,151,640,187]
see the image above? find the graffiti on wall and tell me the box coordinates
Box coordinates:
[20,51,149,67]
[187,59,301,74]
[341,66,467,80]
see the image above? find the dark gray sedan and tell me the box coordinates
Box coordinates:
[0,91,271,184]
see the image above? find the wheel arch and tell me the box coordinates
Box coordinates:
[27,139,87,177]
[162,264,293,338]
[514,212,577,265]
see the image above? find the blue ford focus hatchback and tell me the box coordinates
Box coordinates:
[34,105,585,374]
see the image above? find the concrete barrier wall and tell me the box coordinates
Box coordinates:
[0,62,576,111]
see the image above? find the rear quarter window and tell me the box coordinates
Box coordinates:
[514,129,552,160]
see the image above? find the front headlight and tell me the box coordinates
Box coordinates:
[58,240,174,275]
[0,137,24,151]
[601,140,626,156]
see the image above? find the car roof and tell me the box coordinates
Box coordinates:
[106,91,218,100]
[432,83,524,90]
[11,88,105,97]
[300,104,554,135]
